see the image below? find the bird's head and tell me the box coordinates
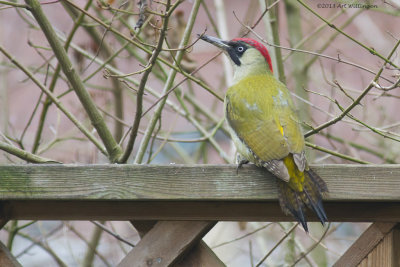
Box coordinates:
[199,35,273,83]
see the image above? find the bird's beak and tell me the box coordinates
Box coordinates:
[199,34,230,51]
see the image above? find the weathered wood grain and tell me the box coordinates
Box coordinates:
[173,241,225,267]
[357,226,400,267]
[0,164,400,200]
[117,221,215,267]
[0,242,22,267]
[130,221,225,267]
[0,164,400,221]
[131,220,157,238]
[334,223,397,267]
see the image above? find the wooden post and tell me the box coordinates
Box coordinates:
[358,224,400,267]
[334,223,399,267]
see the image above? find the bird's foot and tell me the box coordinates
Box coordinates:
[236,156,249,175]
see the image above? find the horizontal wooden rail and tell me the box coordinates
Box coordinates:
[0,164,399,221]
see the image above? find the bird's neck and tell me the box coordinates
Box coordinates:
[232,60,272,85]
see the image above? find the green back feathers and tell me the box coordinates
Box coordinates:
[225,74,305,162]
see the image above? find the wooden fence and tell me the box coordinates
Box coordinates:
[0,164,399,266]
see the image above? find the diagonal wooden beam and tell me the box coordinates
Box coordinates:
[131,221,225,267]
[358,225,400,267]
[131,220,157,238]
[0,242,22,267]
[334,222,397,267]
[0,220,8,230]
[173,240,225,267]
[118,221,216,267]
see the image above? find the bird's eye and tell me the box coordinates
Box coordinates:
[237,46,244,53]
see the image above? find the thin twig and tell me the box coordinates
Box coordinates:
[13,224,67,267]
[66,223,112,267]
[306,141,371,164]
[133,33,202,52]
[297,0,399,69]
[32,0,93,154]
[91,221,136,247]
[134,0,202,164]
[64,39,231,151]
[19,92,44,148]
[0,0,28,8]
[283,9,344,62]
[104,64,153,78]
[305,38,400,137]
[0,140,60,163]
[118,0,172,163]
[255,223,299,267]
[63,0,225,101]
[290,223,331,266]
[25,0,122,162]
[0,44,108,156]
[212,223,274,249]
[141,31,223,118]
[82,0,128,73]
[321,132,396,163]
[345,111,400,143]
[372,76,400,91]
[237,20,395,84]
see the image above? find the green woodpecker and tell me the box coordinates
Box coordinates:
[200,35,328,231]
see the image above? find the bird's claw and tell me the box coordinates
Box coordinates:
[236,158,249,175]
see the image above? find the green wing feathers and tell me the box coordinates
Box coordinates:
[226,74,328,231]
[225,74,305,162]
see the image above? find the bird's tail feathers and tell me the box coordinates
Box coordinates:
[277,168,328,232]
